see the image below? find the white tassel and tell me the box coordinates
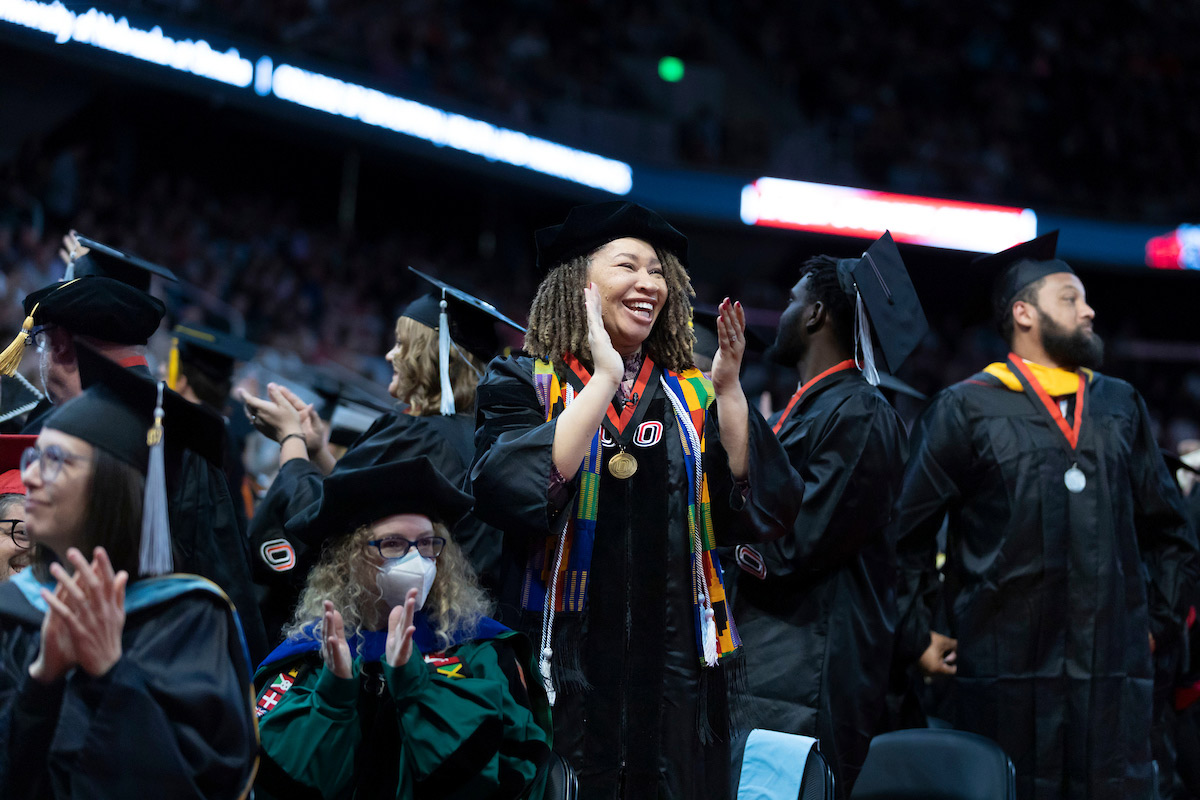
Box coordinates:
[855,290,880,387]
[437,296,455,415]
[139,382,173,576]
[702,606,718,666]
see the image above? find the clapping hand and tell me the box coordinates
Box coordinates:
[710,297,746,395]
[384,588,419,668]
[320,600,353,679]
[30,547,128,682]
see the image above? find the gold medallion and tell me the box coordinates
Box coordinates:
[608,451,638,479]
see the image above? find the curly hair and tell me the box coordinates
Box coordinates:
[285,519,494,652]
[523,248,696,374]
[393,316,487,416]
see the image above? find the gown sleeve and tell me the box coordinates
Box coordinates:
[472,357,578,539]
[254,660,361,799]
[9,593,257,799]
[1128,390,1200,645]
[891,389,974,666]
[749,393,906,577]
[386,636,550,799]
[705,393,803,546]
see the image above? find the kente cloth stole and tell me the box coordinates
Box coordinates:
[523,356,742,666]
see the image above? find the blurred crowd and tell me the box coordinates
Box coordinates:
[91,0,1200,221]
[5,139,1200,454]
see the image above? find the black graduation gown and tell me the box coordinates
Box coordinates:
[470,355,796,800]
[0,574,258,799]
[733,369,907,796]
[248,411,504,645]
[893,369,1199,800]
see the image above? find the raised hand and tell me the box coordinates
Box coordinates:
[584,282,623,384]
[320,600,353,679]
[710,297,746,395]
[43,547,128,677]
[239,383,304,443]
[384,588,419,668]
[276,384,331,456]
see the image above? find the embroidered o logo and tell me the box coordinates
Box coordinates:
[633,421,663,447]
[600,430,615,447]
[260,539,297,572]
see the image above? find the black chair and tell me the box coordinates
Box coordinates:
[736,729,836,800]
[850,729,1015,800]
[540,751,578,800]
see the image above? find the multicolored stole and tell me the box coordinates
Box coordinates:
[524,354,742,679]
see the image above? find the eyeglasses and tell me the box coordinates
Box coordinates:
[366,536,446,560]
[0,520,28,550]
[20,445,88,484]
[31,325,53,351]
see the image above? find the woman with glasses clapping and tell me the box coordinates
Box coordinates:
[252,457,554,800]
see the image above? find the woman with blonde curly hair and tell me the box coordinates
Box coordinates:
[472,202,796,800]
[253,457,553,800]
[244,271,520,643]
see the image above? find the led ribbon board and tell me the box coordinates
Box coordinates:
[741,177,1038,253]
[1146,225,1200,270]
[0,0,633,195]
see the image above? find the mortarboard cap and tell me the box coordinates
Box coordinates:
[535,201,689,272]
[285,456,474,547]
[403,268,525,361]
[68,235,179,292]
[969,231,1072,325]
[0,434,37,495]
[876,372,927,402]
[0,373,45,426]
[73,341,226,469]
[404,268,525,416]
[169,323,257,387]
[834,231,928,378]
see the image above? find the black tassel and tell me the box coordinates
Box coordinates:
[550,615,592,695]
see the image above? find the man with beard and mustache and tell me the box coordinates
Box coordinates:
[892,232,1198,800]
[730,232,926,797]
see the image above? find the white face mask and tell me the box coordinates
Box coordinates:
[376,549,437,610]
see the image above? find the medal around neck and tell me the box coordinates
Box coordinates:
[608,450,638,479]
[1064,464,1086,493]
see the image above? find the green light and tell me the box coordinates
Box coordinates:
[658,56,684,83]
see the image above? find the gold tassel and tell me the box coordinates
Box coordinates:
[0,309,37,377]
[167,336,180,391]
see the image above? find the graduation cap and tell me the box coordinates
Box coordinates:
[67,235,180,291]
[970,231,1072,325]
[834,231,928,384]
[0,373,45,425]
[876,372,927,402]
[0,236,175,377]
[168,323,257,389]
[41,343,212,576]
[0,434,36,495]
[74,340,226,469]
[284,456,474,547]
[535,201,689,272]
[404,267,525,416]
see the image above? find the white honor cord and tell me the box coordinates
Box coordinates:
[538,382,575,707]
[854,290,880,387]
[662,377,718,666]
[438,298,456,415]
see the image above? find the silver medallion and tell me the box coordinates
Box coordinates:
[1064,465,1086,494]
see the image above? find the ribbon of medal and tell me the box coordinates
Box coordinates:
[1006,353,1089,493]
[564,353,660,479]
